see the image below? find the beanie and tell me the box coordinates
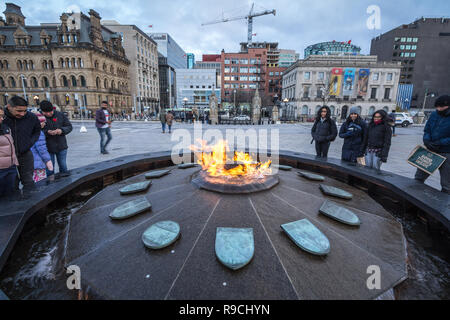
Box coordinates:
[39,100,54,112]
[435,95,450,107]
[349,106,361,116]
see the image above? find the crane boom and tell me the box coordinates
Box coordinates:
[201,3,276,45]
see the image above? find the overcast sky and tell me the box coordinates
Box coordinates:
[6,0,450,59]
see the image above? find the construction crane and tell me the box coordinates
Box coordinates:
[201,3,276,45]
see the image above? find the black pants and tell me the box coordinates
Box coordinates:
[415,152,449,193]
[315,141,330,158]
[17,150,35,191]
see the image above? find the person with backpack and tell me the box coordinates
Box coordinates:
[361,110,392,170]
[339,107,367,163]
[311,106,337,159]
[414,95,450,194]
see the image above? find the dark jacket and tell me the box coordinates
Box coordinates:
[43,111,72,154]
[95,108,110,129]
[423,108,450,153]
[339,116,367,162]
[31,131,51,170]
[362,111,392,161]
[3,108,41,156]
[311,107,338,143]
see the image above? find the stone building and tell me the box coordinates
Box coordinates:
[282,55,401,121]
[102,21,160,115]
[0,3,131,116]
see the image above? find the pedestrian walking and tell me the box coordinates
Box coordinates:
[39,100,72,176]
[3,96,41,191]
[160,109,167,133]
[0,107,19,197]
[166,111,174,134]
[414,95,450,194]
[388,110,397,136]
[95,101,113,154]
[339,107,367,163]
[361,110,392,170]
[311,106,337,159]
[30,113,53,182]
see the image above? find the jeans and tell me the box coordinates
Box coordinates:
[0,165,17,197]
[47,149,68,175]
[365,151,382,170]
[168,124,172,132]
[315,141,330,158]
[17,150,35,190]
[415,152,449,193]
[97,127,112,153]
[161,122,166,132]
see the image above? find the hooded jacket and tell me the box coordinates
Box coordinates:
[339,115,367,162]
[362,110,392,161]
[3,108,41,156]
[311,106,338,143]
[423,108,450,153]
[0,123,19,169]
[42,110,72,154]
[31,131,51,170]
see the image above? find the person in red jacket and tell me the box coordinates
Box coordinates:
[0,107,19,197]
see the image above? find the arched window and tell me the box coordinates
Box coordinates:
[49,60,54,69]
[72,57,76,68]
[80,76,86,87]
[59,58,64,68]
[111,80,115,89]
[21,78,27,88]
[31,77,38,88]
[4,60,9,69]
[301,105,308,115]
[94,60,99,69]
[29,60,34,70]
[43,60,48,69]
[103,63,107,71]
[66,58,71,68]
[0,61,3,69]
[78,58,83,68]
[368,106,375,117]
[383,106,389,113]
[110,65,114,74]
[329,105,335,115]
[9,77,16,88]
[52,77,56,87]
[104,78,108,89]
[96,77,100,89]
[24,60,28,70]
[71,75,77,87]
[42,77,49,88]
[61,75,68,87]
[17,60,23,70]
[0,77,5,88]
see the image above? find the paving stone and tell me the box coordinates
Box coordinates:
[281,219,330,256]
[319,201,361,226]
[119,181,152,195]
[320,184,353,200]
[142,221,180,249]
[109,198,152,220]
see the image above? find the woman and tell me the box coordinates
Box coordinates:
[160,109,167,133]
[339,107,367,163]
[166,111,174,134]
[30,113,53,182]
[362,110,392,170]
[311,106,337,158]
[0,108,19,197]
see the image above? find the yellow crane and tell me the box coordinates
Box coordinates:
[201,3,276,45]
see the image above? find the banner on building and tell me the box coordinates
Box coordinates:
[357,69,370,96]
[343,68,356,96]
[407,145,447,175]
[329,68,343,96]
[397,84,414,110]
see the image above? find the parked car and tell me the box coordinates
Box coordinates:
[394,112,414,127]
[233,115,250,121]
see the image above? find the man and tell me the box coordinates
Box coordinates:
[389,110,397,137]
[39,100,73,176]
[95,101,112,154]
[415,95,450,194]
[166,111,174,134]
[160,108,167,133]
[3,96,41,191]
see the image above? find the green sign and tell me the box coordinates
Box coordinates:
[407,145,447,175]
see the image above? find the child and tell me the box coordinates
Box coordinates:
[30,113,53,182]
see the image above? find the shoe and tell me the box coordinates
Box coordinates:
[101,150,109,154]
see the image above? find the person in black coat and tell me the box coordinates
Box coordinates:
[3,96,41,190]
[361,110,392,170]
[39,100,73,176]
[311,106,337,158]
[339,106,367,163]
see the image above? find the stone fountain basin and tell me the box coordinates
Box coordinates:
[65,165,407,300]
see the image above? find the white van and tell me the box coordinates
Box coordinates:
[394,113,414,127]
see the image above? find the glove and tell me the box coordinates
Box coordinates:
[350,124,362,132]
[425,142,438,152]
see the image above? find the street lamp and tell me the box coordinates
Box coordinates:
[19,74,27,101]
[233,89,237,115]
[422,88,435,112]
[33,95,39,107]
[283,98,289,120]
[183,97,188,122]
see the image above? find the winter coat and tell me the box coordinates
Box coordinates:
[166,113,174,126]
[0,123,19,169]
[311,106,338,143]
[362,111,392,161]
[339,117,367,162]
[43,111,72,154]
[95,108,111,128]
[31,131,51,170]
[160,112,167,123]
[3,108,41,156]
[423,108,450,153]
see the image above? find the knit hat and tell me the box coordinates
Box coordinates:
[435,95,450,107]
[349,106,361,116]
[39,100,54,112]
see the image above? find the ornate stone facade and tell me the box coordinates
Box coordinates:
[0,4,131,116]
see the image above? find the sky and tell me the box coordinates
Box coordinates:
[5,0,450,59]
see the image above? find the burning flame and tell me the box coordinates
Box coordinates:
[191,140,272,179]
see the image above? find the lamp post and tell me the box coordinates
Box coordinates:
[183,97,188,122]
[4,93,8,106]
[283,98,289,121]
[233,89,237,115]
[421,88,435,113]
[33,95,39,107]
[19,74,27,101]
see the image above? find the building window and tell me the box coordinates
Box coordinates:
[304,72,310,80]
[384,88,391,99]
[240,59,248,64]
[370,87,377,99]
[411,53,416,57]
[413,37,418,42]
[318,72,324,80]
[373,73,379,81]
[240,67,248,73]
[401,37,406,42]
[407,37,412,42]
[387,73,393,81]
[303,86,309,98]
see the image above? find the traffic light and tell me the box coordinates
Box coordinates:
[65,95,70,105]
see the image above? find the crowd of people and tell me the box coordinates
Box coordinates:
[0,95,448,198]
[311,95,449,194]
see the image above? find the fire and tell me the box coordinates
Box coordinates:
[191,140,272,179]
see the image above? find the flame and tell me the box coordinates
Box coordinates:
[190,140,272,179]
